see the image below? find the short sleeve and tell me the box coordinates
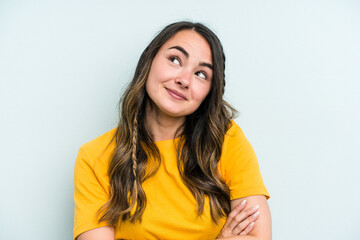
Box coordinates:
[73,147,110,239]
[218,122,270,200]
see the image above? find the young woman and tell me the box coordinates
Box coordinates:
[74,21,271,240]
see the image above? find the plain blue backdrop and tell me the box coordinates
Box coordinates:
[0,0,359,239]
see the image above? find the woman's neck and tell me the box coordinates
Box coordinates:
[145,104,184,142]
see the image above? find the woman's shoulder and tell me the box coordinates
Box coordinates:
[221,120,256,161]
[78,128,117,166]
[224,120,248,143]
[81,128,116,150]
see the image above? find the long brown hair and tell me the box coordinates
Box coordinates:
[99,21,237,226]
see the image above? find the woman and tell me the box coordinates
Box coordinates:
[74,21,271,240]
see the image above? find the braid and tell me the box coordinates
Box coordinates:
[130,116,138,208]
[132,118,138,177]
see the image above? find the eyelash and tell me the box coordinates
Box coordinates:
[169,55,208,80]
[196,71,207,80]
[169,56,181,66]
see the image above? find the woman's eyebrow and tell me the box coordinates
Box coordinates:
[169,45,213,70]
[200,62,213,70]
[169,46,189,58]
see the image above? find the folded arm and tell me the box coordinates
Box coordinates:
[217,195,272,240]
[76,226,114,240]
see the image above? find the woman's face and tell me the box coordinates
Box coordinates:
[146,30,213,119]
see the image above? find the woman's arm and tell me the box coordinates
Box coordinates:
[77,226,115,240]
[218,195,272,240]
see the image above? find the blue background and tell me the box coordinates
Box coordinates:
[0,0,359,239]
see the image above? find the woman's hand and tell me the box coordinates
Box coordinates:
[216,200,260,239]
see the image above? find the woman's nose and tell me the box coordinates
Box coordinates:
[175,70,191,89]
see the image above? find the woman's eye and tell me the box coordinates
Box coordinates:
[196,71,207,79]
[170,56,181,65]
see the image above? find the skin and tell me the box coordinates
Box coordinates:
[77,30,271,240]
[217,196,272,240]
[145,29,213,141]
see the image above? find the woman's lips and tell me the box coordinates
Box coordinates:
[165,88,187,100]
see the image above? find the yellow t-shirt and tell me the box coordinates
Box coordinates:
[73,121,270,239]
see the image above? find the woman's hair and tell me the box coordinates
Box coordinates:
[99,21,237,226]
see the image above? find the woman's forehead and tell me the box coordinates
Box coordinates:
[161,30,212,62]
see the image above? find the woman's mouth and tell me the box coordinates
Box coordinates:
[165,88,187,100]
